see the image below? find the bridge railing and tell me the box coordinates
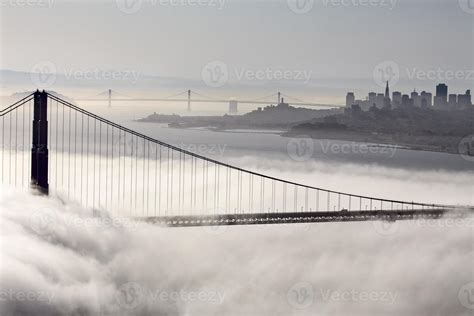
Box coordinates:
[0,91,456,219]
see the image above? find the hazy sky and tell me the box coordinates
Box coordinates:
[0,0,472,98]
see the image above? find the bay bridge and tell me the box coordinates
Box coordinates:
[76,89,344,112]
[0,90,471,227]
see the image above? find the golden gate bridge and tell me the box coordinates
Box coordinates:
[0,90,471,227]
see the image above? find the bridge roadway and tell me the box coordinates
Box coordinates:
[143,208,471,227]
[76,98,343,108]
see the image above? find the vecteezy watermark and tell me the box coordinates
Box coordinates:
[201,207,228,235]
[374,61,473,86]
[63,68,141,84]
[30,61,141,89]
[0,289,55,304]
[287,0,315,14]
[0,0,54,8]
[115,282,226,310]
[116,0,143,14]
[459,0,474,14]
[177,143,227,156]
[115,0,225,14]
[458,135,474,162]
[201,61,229,88]
[287,282,314,309]
[201,61,312,88]
[322,0,396,9]
[28,208,140,236]
[372,220,399,236]
[287,136,315,162]
[373,216,474,236]
[28,208,58,236]
[287,137,398,162]
[458,282,474,310]
[318,141,397,158]
[287,0,396,14]
[373,60,400,88]
[30,61,57,89]
[234,67,312,84]
[287,282,398,309]
[406,67,474,82]
[115,282,144,310]
[318,288,398,304]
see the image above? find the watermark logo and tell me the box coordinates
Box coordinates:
[319,288,398,304]
[458,135,474,162]
[458,282,474,310]
[30,61,57,89]
[459,0,474,14]
[63,68,141,84]
[287,136,314,162]
[28,208,57,236]
[372,220,399,236]
[178,143,227,157]
[322,0,396,9]
[287,0,314,14]
[115,282,144,310]
[0,0,54,8]
[201,61,312,87]
[373,60,399,88]
[234,67,312,84]
[287,281,314,309]
[406,67,474,82]
[202,207,228,235]
[116,0,143,14]
[202,61,229,88]
[0,289,55,304]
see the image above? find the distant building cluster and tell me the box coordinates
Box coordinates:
[346,83,472,111]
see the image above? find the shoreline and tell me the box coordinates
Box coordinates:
[282,130,462,157]
[135,121,465,157]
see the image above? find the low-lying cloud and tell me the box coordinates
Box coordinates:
[0,156,473,315]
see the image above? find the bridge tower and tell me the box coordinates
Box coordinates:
[31,90,49,195]
[277,92,281,104]
[187,89,191,111]
[108,89,112,107]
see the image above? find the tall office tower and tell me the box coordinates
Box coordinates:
[457,90,472,108]
[368,92,377,105]
[411,90,420,107]
[346,92,355,107]
[435,83,448,107]
[448,94,457,107]
[402,94,411,107]
[392,91,402,107]
[385,81,390,99]
[375,93,385,108]
[420,91,432,107]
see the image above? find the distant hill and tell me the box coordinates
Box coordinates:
[288,105,474,154]
[138,102,343,130]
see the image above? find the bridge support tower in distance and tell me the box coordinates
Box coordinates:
[187,89,191,111]
[229,100,238,113]
[31,90,49,195]
[108,89,112,107]
[277,92,281,104]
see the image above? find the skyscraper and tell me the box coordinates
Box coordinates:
[435,83,448,107]
[346,92,355,108]
[385,81,390,99]
[448,94,457,107]
[411,89,419,107]
[420,91,432,108]
[457,90,472,108]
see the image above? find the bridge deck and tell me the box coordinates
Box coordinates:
[143,208,469,227]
